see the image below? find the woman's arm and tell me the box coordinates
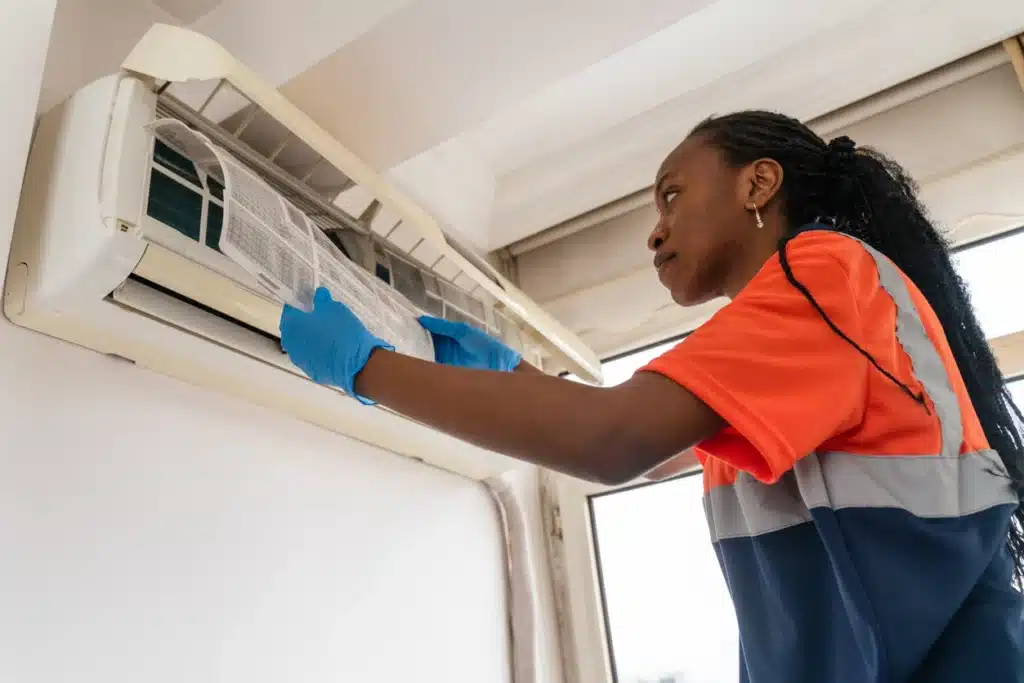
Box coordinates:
[354,349,724,485]
[513,358,701,482]
[513,360,546,375]
[644,450,701,481]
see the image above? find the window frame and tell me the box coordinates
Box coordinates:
[550,223,1024,683]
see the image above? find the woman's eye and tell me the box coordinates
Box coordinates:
[662,190,679,206]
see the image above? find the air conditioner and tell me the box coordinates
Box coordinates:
[4,24,602,480]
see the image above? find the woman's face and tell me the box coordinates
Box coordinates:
[648,134,757,306]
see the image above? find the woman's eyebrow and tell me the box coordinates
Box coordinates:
[654,172,670,195]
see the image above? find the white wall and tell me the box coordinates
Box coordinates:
[0,332,511,682]
[0,4,525,681]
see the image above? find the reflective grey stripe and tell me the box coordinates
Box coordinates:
[705,467,812,543]
[852,238,963,459]
[705,449,1017,543]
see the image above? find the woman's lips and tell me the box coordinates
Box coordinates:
[655,252,677,275]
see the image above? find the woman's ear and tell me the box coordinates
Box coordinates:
[744,157,784,208]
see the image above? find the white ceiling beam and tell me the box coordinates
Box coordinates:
[812,45,1007,137]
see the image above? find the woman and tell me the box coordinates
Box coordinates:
[280,111,1024,682]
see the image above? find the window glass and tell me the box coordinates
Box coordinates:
[590,475,738,683]
[566,338,682,387]
[954,230,1024,340]
[601,339,682,387]
[1008,378,1024,409]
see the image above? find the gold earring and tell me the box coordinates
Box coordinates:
[753,205,764,229]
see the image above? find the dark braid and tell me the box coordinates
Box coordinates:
[692,110,1024,585]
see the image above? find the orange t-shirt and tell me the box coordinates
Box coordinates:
[641,230,988,492]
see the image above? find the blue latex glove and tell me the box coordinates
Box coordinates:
[418,316,522,372]
[280,287,393,404]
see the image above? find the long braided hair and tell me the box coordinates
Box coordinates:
[691,110,1024,584]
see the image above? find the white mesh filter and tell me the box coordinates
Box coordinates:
[149,118,436,362]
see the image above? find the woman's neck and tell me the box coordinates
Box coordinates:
[722,219,788,299]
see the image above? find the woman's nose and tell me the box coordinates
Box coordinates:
[648,222,668,252]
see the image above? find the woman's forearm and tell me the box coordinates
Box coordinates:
[644,450,701,481]
[356,350,633,482]
[353,349,723,484]
[513,359,546,375]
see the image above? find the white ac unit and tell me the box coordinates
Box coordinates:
[4,24,602,480]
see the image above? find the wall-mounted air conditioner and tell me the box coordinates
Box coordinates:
[4,24,602,479]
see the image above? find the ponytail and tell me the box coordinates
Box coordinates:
[693,111,1024,585]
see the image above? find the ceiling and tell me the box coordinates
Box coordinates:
[42,0,1024,249]
[37,0,1024,362]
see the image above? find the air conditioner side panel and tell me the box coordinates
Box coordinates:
[6,74,148,326]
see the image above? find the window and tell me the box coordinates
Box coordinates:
[591,475,737,683]
[600,339,683,387]
[565,337,682,387]
[954,229,1024,340]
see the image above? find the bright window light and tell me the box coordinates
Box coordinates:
[1008,378,1024,410]
[600,339,682,386]
[954,230,1024,340]
[566,338,682,387]
[591,475,738,683]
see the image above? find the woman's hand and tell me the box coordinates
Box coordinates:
[418,316,522,372]
[279,287,393,404]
